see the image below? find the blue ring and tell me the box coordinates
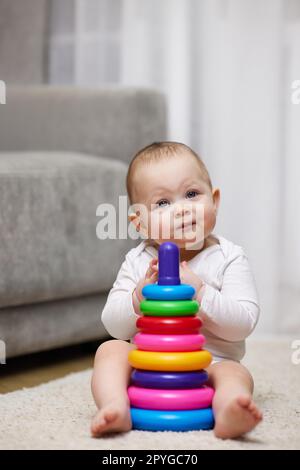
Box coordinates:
[131,370,208,389]
[142,284,195,301]
[130,407,214,431]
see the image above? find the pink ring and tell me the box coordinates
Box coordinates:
[128,386,214,410]
[134,333,205,352]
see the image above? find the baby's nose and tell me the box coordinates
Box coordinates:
[174,204,192,218]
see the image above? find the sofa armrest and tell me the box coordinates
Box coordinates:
[0,86,167,164]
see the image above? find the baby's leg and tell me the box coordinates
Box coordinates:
[207,360,263,439]
[90,339,135,437]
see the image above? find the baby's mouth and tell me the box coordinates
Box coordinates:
[172,221,197,235]
[180,221,196,230]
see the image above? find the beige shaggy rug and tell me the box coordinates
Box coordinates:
[1,338,299,450]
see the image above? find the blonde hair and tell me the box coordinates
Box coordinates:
[126,141,212,204]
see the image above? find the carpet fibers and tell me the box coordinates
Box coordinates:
[1,338,299,449]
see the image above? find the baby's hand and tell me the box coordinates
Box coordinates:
[137,258,158,298]
[145,258,159,280]
[180,261,204,299]
[132,258,158,314]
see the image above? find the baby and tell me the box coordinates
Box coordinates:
[91,141,263,439]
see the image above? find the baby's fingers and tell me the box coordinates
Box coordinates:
[145,265,152,279]
[149,271,158,284]
[146,259,158,278]
[150,270,158,279]
[150,258,158,271]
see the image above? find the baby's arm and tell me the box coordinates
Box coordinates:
[196,251,260,342]
[101,254,157,340]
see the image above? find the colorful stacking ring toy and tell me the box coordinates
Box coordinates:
[130,407,214,432]
[128,385,214,410]
[136,316,202,335]
[142,284,195,301]
[130,370,209,389]
[140,299,199,317]
[133,332,205,352]
[128,349,212,371]
[129,241,214,432]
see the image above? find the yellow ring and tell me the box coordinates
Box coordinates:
[128,350,212,372]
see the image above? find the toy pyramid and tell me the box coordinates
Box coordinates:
[128,241,215,431]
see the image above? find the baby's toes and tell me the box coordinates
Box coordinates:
[91,412,106,436]
[251,406,263,421]
[103,407,118,423]
[248,401,257,412]
[237,395,252,409]
[244,398,263,421]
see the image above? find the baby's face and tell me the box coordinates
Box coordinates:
[131,153,220,250]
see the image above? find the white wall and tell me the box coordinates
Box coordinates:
[193,0,284,333]
[281,6,300,334]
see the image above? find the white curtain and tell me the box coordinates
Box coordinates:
[48,0,300,335]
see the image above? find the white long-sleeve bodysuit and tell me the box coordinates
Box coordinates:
[101,234,260,362]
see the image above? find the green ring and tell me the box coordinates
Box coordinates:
[140,300,199,317]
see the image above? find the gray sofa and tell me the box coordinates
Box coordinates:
[0,86,167,358]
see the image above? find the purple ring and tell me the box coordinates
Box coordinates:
[130,369,209,389]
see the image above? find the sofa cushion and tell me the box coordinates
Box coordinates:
[0,87,167,165]
[0,293,109,358]
[0,151,137,308]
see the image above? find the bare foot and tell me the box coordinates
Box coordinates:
[214,394,263,439]
[91,399,132,437]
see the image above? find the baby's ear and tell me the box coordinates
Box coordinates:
[128,212,140,221]
[128,212,136,222]
[128,212,139,231]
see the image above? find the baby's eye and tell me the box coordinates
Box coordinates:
[186,190,199,199]
[156,199,170,208]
